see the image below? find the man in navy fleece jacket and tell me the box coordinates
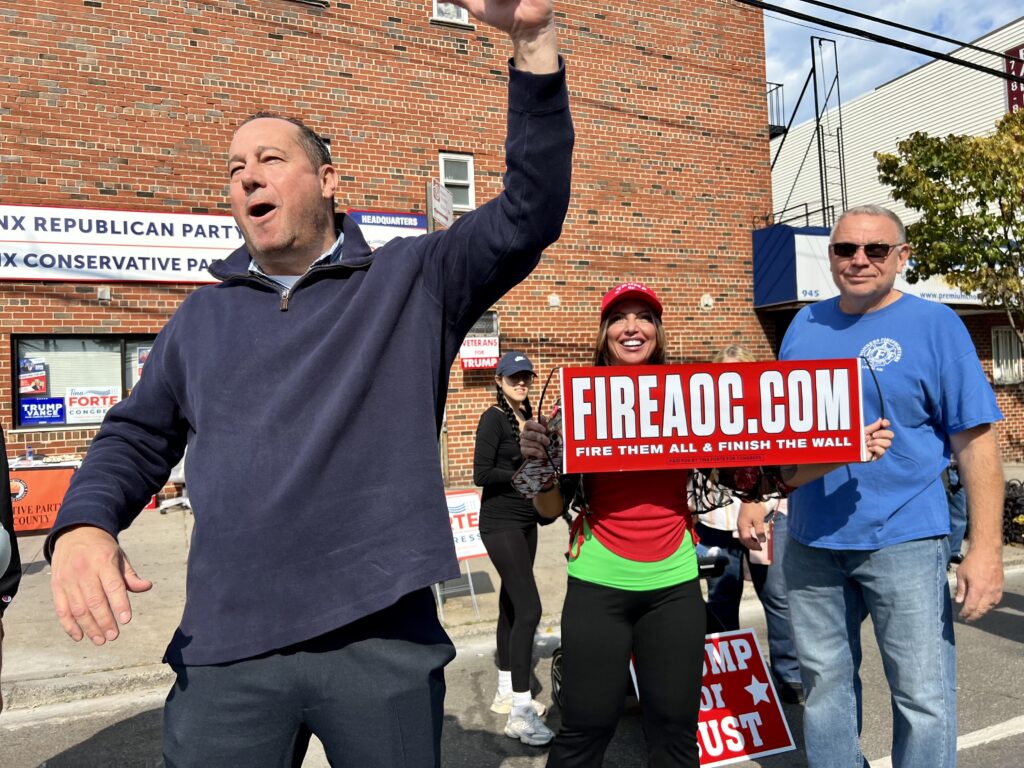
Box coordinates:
[45,1,573,764]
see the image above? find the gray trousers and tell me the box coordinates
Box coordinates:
[163,588,456,768]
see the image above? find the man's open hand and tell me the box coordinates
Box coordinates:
[50,526,153,645]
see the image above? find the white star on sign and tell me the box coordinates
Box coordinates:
[745,676,770,705]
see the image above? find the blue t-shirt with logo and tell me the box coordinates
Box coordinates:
[780,294,1002,550]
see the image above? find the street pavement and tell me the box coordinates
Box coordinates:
[2,479,1024,765]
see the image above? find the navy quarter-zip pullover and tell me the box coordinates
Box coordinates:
[47,61,573,665]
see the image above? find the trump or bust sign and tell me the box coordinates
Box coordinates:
[697,629,796,765]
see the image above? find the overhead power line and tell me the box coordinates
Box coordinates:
[791,0,1022,63]
[734,0,1024,85]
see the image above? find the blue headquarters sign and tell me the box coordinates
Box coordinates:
[20,397,66,426]
[347,210,427,250]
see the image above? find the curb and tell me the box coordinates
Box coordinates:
[4,664,174,712]
[2,617,563,714]
[6,552,1022,714]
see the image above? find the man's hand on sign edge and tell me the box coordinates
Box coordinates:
[863,418,893,462]
[50,524,153,645]
[736,503,767,551]
[763,418,894,491]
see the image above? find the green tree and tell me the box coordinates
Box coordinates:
[876,108,1024,343]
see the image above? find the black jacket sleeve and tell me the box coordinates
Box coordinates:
[1,428,22,616]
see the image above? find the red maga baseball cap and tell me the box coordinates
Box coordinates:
[600,282,663,318]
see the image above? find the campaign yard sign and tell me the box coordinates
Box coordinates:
[66,386,121,424]
[559,360,864,474]
[20,397,65,426]
[446,490,487,561]
[697,629,796,765]
[459,336,500,370]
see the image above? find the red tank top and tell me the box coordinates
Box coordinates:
[578,469,694,562]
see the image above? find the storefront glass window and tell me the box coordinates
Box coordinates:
[15,335,157,428]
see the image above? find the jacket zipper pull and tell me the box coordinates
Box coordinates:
[280,289,290,311]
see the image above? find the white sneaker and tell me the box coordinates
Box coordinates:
[490,691,547,716]
[504,707,555,746]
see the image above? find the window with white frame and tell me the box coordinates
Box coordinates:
[439,152,475,212]
[992,327,1023,384]
[432,1,470,25]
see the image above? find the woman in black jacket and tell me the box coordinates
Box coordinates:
[473,350,553,747]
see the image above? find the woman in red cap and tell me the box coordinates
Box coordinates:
[520,282,893,767]
[474,350,554,746]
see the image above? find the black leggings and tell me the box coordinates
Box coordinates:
[480,525,542,692]
[548,577,706,768]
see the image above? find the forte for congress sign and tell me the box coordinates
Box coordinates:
[559,359,865,474]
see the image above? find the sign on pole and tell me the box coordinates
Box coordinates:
[1006,44,1023,114]
[446,490,487,561]
[429,179,454,230]
[559,359,865,474]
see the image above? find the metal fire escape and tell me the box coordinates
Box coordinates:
[760,37,849,228]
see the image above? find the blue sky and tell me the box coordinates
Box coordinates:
[763,1,1022,125]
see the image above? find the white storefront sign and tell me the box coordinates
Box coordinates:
[0,204,242,283]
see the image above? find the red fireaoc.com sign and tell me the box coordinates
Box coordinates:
[558,359,864,474]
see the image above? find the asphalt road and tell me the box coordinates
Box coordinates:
[2,567,1022,768]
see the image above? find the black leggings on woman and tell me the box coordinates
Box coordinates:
[480,524,542,692]
[547,577,706,768]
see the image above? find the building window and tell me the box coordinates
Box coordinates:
[439,152,475,212]
[468,310,499,337]
[15,335,157,428]
[992,327,1023,385]
[432,1,471,26]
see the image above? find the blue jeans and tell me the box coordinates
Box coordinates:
[695,513,800,685]
[784,537,956,768]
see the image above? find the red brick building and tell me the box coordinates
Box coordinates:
[1,0,935,492]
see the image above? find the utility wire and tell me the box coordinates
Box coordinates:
[736,0,1024,85]
[791,0,1022,63]
[764,12,863,43]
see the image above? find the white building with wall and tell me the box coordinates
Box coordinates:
[758,16,1024,441]
[771,16,1024,227]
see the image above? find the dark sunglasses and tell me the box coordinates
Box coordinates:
[503,371,536,384]
[829,242,904,261]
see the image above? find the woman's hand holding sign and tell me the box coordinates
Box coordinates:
[520,417,551,461]
[737,418,893,551]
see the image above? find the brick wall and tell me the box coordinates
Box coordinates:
[963,313,1024,461]
[6,2,1013,488]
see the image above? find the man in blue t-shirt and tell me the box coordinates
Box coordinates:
[738,205,1005,768]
